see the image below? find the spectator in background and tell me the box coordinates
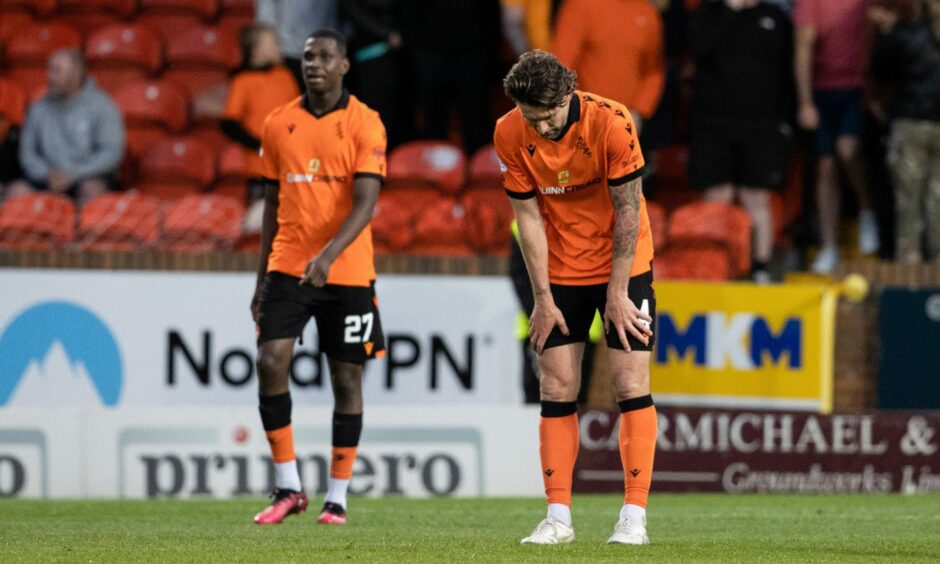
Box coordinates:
[6,49,124,206]
[222,24,299,203]
[870,0,940,263]
[502,0,555,55]
[256,0,338,91]
[340,0,413,149]
[689,0,793,283]
[401,0,502,155]
[553,0,665,134]
[0,79,25,196]
[794,0,880,274]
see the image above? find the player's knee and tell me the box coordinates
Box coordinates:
[613,376,650,401]
[256,347,290,385]
[539,372,577,402]
[330,362,363,404]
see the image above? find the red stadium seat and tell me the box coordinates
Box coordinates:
[647,200,667,249]
[76,191,161,251]
[0,78,27,129]
[371,186,433,253]
[162,194,244,251]
[0,193,75,250]
[57,0,137,17]
[460,187,513,255]
[0,11,33,46]
[163,25,240,97]
[114,79,189,157]
[387,141,467,194]
[411,193,472,256]
[3,22,82,95]
[0,0,56,18]
[137,0,220,40]
[467,144,502,186]
[85,24,164,96]
[665,200,752,278]
[654,244,733,281]
[56,0,137,37]
[212,142,251,203]
[134,183,200,201]
[137,135,217,188]
[221,0,253,15]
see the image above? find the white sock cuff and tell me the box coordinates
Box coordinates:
[547,503,572,527]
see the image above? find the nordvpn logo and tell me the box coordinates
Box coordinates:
[0,301,122,407]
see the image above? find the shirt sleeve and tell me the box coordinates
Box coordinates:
[353,110,387,180]
[258,115,280,181]
[606,110,646,185]
[494,122,536,199]
[222,75,247,122]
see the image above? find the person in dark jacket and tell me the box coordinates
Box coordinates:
[870,0,940,263]
[688,0,794,282]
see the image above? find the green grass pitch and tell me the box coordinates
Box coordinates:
[2,494,939,562]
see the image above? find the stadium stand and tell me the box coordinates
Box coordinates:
[387,141,467,194]
[85,23,164,96]
[113,78,189,158]
[2,21,82,95]
[163,25,239,98]
[655,201,752,281]
[0,192,75,250]
[135,135,217,200]
[161,193,243,251]
[212,142,251,202]
[76,191,160,251]
[136,0,220,41]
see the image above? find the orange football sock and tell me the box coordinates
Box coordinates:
[539,401,580,507]
[618,396,658,508]
[330,446,358,479]
[265,424,296,464]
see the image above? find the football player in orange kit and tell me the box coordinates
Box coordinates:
[250,29,387,527]
[495,50,658,546]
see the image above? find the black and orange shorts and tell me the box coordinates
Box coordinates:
[257,272,386,364]
[544,269,656,352]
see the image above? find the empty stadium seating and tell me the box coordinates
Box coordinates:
[656,201,752,281]
[163,25,239,97]
[85,23,163,95]
[0,193,75,250]
[388,141,467,194]
[76,191,160,250]
[114,79,189,157]
[162,193,243,251]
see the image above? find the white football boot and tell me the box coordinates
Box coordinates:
[520,517,575,545]
[607,514,649,545]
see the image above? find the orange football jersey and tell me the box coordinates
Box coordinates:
[495,90,654,285]
[260,91,386,286]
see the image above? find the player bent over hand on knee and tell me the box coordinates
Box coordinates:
[495,50,659,546]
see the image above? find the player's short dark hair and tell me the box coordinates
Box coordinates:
[503,50,577,108]
[307,29,347,56]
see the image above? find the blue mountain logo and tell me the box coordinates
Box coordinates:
[0,301,123,406]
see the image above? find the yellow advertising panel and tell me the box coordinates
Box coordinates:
[651,282,835,412]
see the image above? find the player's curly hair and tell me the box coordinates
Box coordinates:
[503,50,577,108]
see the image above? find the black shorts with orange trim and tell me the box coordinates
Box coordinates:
[544,268,656,352]
[257,272,386,364]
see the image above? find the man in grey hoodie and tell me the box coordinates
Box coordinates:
[6,49,125,206]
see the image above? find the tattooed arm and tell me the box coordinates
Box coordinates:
[605,177,652,350]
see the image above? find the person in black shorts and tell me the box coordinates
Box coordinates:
[688,0,794,283]
[249,30,388,526]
